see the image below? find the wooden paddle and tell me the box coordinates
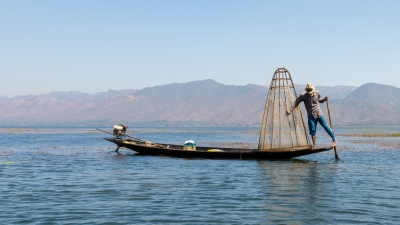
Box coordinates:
[326,99,339,160]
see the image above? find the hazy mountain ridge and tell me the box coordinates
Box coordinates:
[6,89,137,102]
[0,81,398,126]
[330,83,400,125]
[262,84,357,100]
[0,95,8,104]
[110,80,267,125]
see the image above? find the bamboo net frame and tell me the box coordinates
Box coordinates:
[258,68,311,151]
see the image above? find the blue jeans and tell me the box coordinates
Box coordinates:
[308,115,336,141]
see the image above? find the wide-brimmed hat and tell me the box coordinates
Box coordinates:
[305,83,315,95]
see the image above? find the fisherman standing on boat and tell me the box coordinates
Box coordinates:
[286,83,337,150]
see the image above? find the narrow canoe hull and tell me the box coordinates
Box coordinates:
[105,138,332,160]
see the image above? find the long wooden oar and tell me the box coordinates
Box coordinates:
[326,99,339,160]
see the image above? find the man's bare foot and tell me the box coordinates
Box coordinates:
[331,141,337,147]
[313,145,317,150]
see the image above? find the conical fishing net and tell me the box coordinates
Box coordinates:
[258,68,311,151]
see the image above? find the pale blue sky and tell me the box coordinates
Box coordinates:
[1,0,399,97]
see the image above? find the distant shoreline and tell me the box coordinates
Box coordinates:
[1,126,400,136]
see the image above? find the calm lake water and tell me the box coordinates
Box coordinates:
[1,126,399,224]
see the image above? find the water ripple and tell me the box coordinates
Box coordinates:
[1,127,399,224]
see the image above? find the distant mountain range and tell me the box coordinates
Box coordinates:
[0,89,137,103]
[329,83,400,125]
[0,80,399,126]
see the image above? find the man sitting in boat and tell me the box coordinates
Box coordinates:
[286,83,337,150]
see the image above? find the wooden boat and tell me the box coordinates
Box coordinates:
[101,68,337,160]
[104,137,332,160]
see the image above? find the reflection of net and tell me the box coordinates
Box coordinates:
[258,68,311,151]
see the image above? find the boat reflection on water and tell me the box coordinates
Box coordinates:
[256,160,340,223]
